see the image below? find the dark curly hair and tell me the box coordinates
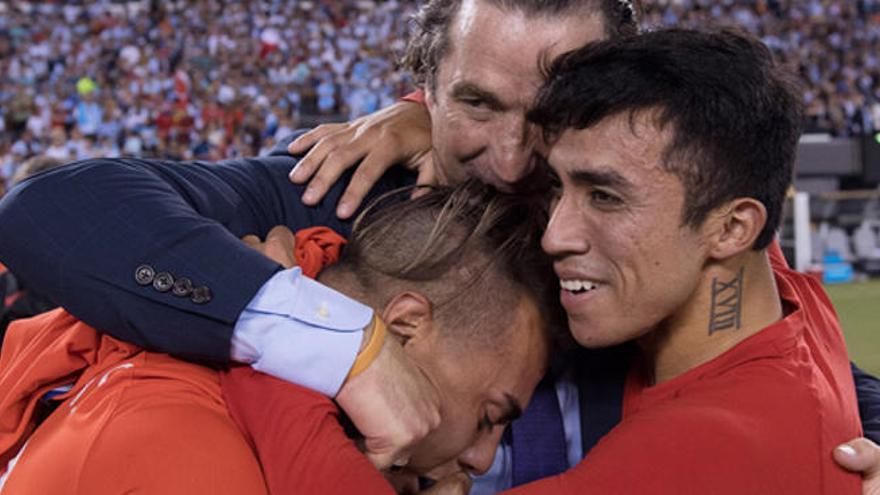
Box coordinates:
[401,0,641,89]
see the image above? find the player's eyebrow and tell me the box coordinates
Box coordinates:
[568,166,633,194]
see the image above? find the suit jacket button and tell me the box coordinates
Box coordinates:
[153,272,174,292]
[191,286,212,305]
[135,264,155,286]
[172,277,194,297]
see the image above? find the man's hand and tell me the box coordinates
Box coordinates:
[384,469,471,495]
[421,472,472,495]
[288,101,436,219]
[834,437,880,495]
[336,329,442,471]
[241,226,298,268]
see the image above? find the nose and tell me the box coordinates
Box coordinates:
[456,427,507,476]
[542,195,590,257]
[490,119,538,186]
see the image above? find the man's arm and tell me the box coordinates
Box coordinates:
[0,141,442,467]
[854,363,880,444]
[0,150,369,361]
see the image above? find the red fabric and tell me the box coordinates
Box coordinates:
[1,262,21,307]
[294,226,346,279]
[0,311,142,471]
[401,90,425,104]
[3,292,22,308]
[221,368,394,495]
[0,227,381,493]
[0,332,268,494]
[507,243,862,495]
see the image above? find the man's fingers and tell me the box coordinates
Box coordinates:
[240,227,297,268]
[365,449,405,472]
[289,127,350,185]
[421,472,472,495]
[304,145,368,208]
[289,139,333,186]
[241,234,260,248]
[834,438,880,475]
[263,226,297,268]
[384,470,420,495]
[287,124,342,156]
[265,225,295,243]
[836,438,880,495]
[412,157,438,199]
[361,411,436,470]
[265,225,296,253]
[337,148,399,219]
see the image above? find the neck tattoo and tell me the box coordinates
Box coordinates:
[708,267,745,335]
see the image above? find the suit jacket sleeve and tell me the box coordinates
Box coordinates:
[852,363,880,443]
[0,131,412,362]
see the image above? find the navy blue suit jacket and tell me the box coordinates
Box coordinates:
[0,132,412,362]
[0,132,878,446]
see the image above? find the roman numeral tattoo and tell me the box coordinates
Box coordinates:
[708,267,744,335]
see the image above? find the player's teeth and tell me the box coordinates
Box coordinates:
[560,279,598,291]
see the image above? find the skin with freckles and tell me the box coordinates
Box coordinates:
[424,0,606,191]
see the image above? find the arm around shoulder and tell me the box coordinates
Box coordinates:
[0,155,312,361]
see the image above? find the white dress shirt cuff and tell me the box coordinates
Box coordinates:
[230,268,373,397]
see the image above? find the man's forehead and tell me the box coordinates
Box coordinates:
[549,112,677,180]
[469,2,603,40]
[446,0,606,72]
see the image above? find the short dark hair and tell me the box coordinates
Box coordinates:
[323,180,564,350]
[528,28,805,249]
[402,0,641,89]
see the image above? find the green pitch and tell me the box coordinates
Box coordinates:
[826,279,880,376]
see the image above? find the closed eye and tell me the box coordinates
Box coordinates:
[590,189,623,207]
[478,413,494,432]
[461,97,487,109]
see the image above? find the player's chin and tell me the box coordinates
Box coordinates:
[567,317,629,349]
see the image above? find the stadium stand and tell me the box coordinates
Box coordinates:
[1,0,880,186]
[0,0,418,179]
[643,0,880,136]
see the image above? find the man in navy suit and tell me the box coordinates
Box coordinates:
[1,0,880,492]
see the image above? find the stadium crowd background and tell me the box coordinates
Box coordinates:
[1,0,880,187]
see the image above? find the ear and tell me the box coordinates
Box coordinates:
[380,292,435,346]
[705,198,768,260]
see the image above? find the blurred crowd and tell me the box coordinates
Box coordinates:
[0,0,416,187]
[645,0,880,138]
[1,0,880,190]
